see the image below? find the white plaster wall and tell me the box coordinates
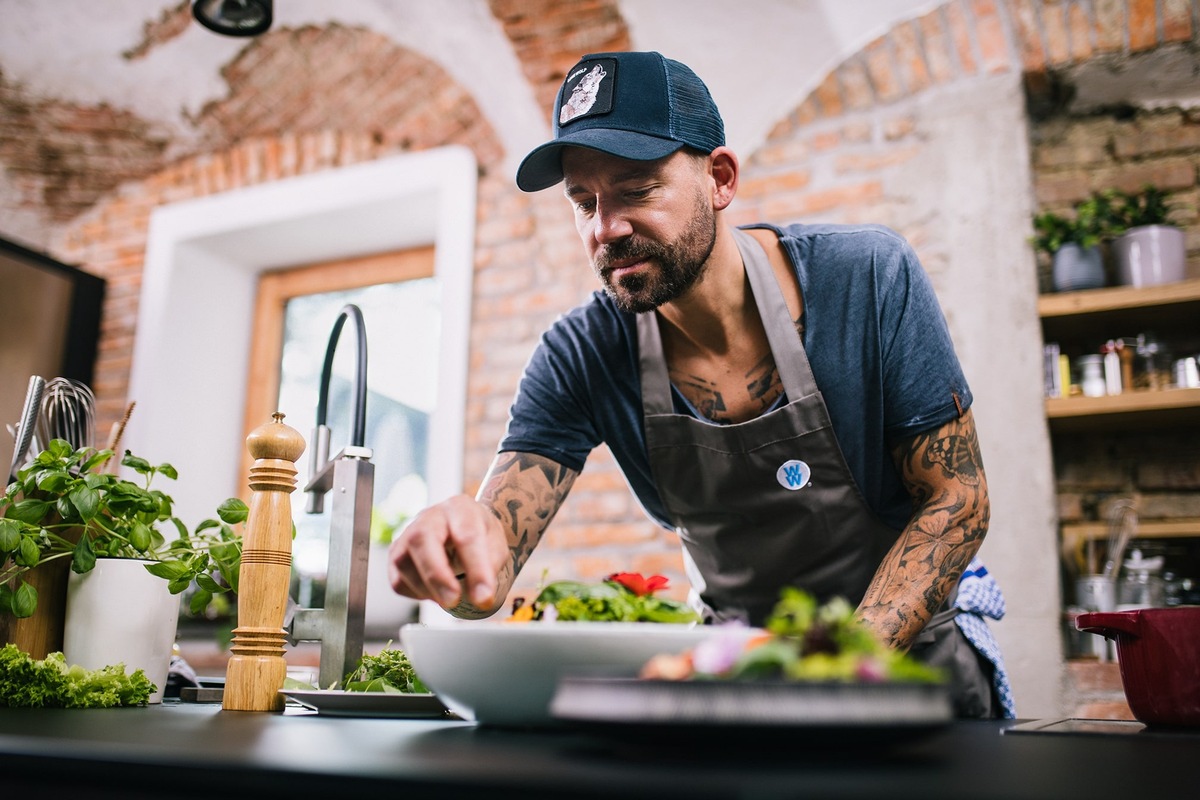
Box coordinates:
[897,74,1064,717]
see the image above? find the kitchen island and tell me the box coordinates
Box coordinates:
[0,701,1194,799]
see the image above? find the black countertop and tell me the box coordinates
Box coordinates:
[0,702,1196,799]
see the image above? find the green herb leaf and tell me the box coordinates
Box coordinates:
[11,581,37,618]
[144,560,190,580]
[71,534,96,574]
[217,497,249,524]
[56,496,75,522]
[80,449,112,474]
[69,485,101,521]
[195,573,222,593]
[0,519,20,553]
[15,537,40,568]
[189,588,213,615]
[156,463,178,480]
[129,521,152,552]
[46,439,72,460]
[36,471,72,493]
[8,499,51,525]
[121,452,152,474]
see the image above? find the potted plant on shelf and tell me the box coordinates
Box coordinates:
[1032,194,1110,292]
[0,440,246,702]
[1107,184,1188,288]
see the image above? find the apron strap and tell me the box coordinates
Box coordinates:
[732,228,817,401]
[637,306,673,415]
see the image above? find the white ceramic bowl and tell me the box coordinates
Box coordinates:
[400,621,753,726]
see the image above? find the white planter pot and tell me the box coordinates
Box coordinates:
[1112,225,1186,287]
[64,558,180,704]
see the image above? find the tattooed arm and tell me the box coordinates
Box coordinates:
[387,451,578,619]
[856,408,990,650]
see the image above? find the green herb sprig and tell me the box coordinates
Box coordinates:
[0,440,248,619]
[343,646,428,693]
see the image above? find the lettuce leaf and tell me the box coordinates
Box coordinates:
[0,643,154,707]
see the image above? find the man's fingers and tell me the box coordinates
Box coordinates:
[442,497,506,609]
[387,497,506,611]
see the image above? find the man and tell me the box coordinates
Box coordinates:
[389,51,1012,718]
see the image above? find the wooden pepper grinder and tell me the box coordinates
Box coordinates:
[223,413,305,712]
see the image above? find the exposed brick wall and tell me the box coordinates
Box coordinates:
[192,25,505,174]
[1030,110,1200,289]
[122,1,192,61]
[488,0,630,121]
[53,132,402,427]
[739,0,1198,232]
[0,74,171,223]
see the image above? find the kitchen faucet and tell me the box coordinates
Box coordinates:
[288,304,375,689]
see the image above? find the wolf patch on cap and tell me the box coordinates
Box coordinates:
[516,51,725,192]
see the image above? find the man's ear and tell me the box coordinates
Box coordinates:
[709,147,738,211]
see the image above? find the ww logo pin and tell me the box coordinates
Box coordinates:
[776,459,811,491]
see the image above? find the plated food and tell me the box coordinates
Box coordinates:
[550,589,952,734]
[342,646,429,694]
[508,572,700,624]
[277,645,447,717]
[639,587,944,685]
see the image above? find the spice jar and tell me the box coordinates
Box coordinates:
[1078,355,1106,397]
[1135,332,1170,390]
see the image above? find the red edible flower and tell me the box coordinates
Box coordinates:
[608,572,669,597]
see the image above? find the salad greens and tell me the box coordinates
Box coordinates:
[343,646,428,694]
[513,572,700,624]
[689,588,944,684]
[0,643,154,707]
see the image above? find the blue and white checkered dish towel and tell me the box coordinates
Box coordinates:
[953,558,1016,718]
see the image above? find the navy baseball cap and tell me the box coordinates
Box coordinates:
[515,51,726,192]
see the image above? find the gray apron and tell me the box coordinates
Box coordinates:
[636,228,995,716]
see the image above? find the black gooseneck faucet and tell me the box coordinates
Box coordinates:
[307,303,368,513]
[292,303,376,689]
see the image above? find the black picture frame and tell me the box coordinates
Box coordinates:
[0,235,106,387]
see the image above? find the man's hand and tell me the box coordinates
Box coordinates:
[388,451,580,620]
[387,495,509,617]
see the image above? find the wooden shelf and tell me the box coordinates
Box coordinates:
[1038,277,1200,318]
[1061,519,1200,562]
[1038,278,1200,343]
[1042,279,1200,606]
[1044,387,1200,432]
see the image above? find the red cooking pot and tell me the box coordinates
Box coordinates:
[1076,606,1200,728]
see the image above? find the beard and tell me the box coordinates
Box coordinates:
[593,195,717,314]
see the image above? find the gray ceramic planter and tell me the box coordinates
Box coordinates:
[1113,224,1186,287]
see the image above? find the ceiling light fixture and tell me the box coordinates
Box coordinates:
[192,0,273,37]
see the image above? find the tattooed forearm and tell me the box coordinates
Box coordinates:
[477,451,578,591]
[857,408,990,650]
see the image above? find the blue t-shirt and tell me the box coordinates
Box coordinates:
[499,222,972,532]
